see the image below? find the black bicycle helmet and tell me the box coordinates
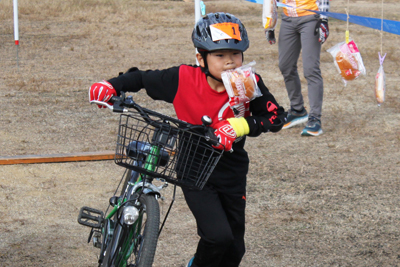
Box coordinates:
[192,12,249,52]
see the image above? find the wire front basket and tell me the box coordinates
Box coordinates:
[115,112,223,190]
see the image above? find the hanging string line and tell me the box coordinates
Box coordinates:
[379,0,387,65]
[380,0,384,55]
[345,0,350,43]
[346,9,349,31]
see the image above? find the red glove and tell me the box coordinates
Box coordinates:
[89,80,117,108]
[213,120,237,152]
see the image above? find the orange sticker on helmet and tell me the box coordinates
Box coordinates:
[210,23,242,42]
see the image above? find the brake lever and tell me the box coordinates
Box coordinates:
[90,100,113,109]
[90,100,128,113]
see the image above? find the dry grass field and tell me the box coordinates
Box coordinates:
[1,0,399,266]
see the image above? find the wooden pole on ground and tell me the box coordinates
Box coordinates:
[0,151,115,165]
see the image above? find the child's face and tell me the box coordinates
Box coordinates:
[203,50,243,80]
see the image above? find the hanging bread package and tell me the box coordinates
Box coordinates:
[374,53,387,106]
[375,64,385,105]
[327,40,366,86]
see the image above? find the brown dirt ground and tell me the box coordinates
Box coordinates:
[1,0,400,266]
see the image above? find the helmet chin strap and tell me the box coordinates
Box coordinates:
[206,71,223,83]
[199,51,223,83]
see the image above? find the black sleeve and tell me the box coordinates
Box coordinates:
[107,66,180,103]
[245,74,286,137]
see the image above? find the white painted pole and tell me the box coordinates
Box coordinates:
[13,0,19,68]
[195,0,201,24]
[195,0,201,65]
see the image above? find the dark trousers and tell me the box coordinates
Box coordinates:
[182,181,247,267]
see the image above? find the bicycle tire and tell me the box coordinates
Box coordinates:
[101,194,160,267]
[126,194,160,267]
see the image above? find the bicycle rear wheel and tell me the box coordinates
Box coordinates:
[102,194,160,267]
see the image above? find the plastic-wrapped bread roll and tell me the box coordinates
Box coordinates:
[221,61,262,110]
[230,73,256,100]
[327,40,366,86]
[375,53,387,106]
[335,51,360,81]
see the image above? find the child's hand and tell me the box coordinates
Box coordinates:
[260,115,285,133]
[89,80,117,108]
[213,120,237,152]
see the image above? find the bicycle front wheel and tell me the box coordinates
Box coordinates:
[126,193,160,267]
[103,193,160,267]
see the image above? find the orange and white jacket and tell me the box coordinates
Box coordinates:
[281,0,330,18]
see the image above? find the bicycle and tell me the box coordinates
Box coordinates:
[77,93,223,267]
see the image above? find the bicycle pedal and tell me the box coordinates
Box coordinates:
[78,206,104,229]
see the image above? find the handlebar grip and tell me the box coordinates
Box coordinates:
[209,135,220,146]
[200,116,219,146]
[109,93,132,113]
[109,96,119,103]
[205,127,219,146]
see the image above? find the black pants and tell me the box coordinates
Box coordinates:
[182,180,247,267]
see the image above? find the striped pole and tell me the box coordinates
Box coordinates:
[13,0,19,68]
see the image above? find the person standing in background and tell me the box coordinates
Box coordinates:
[266,0,330,136]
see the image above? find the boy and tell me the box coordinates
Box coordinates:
[89,12,285,267]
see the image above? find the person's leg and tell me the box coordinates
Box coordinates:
[182,185,235,267]
[299,15,323,120]
[218,188,246,267]
[278,15,303,111]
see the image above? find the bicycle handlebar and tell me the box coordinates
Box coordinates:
[90,93,220,147]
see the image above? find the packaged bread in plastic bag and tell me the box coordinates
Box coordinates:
[375,52,386,106]
[221,61,262,110]
[327,40,366,86]
[263,0,278,30]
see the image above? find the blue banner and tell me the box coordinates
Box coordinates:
[246,0,400,35]
[313,11,400,35]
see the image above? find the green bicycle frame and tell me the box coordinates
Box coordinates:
[105,144,161,267]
